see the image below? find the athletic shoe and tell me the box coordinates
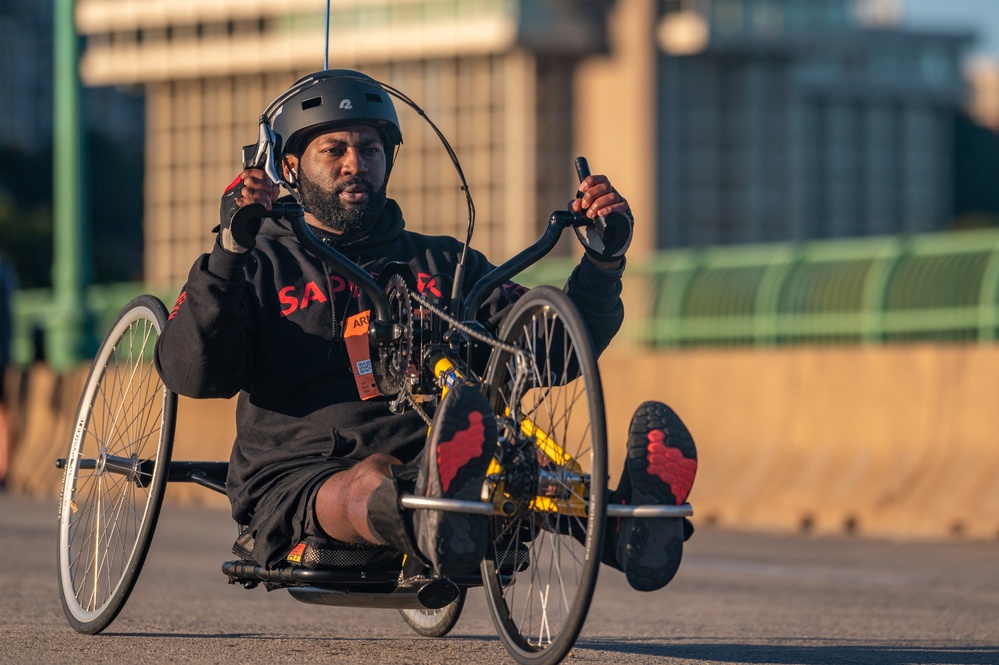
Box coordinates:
[414,383,498,577]
[616,401,697,591]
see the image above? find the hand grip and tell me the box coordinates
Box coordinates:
[574,157,606,239]
[574,156,592,187]
[573,156,631,258]
[228,203,265,248]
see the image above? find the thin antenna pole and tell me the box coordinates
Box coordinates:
[323,0,331,70]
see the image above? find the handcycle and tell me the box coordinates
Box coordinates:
[54,158,694,665]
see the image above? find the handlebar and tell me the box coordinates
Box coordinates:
[462,209,577,319]
[464,157,628,316]
[246,156,616,340]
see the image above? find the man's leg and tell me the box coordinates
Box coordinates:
[313,452,402,544]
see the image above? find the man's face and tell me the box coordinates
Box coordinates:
[286,124,389,235]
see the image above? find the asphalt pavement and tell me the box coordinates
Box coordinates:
[1,492,996,664]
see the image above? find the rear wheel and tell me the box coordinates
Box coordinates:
[57,295,177,634]
[481,286,607,665]
[398,587,467,637]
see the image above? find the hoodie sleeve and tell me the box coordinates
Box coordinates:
[562,255,625,357]
[154,242,258,398]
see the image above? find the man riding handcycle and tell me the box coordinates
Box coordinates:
[59,69,697,663]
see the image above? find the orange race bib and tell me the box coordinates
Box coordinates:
[344,310,382,400]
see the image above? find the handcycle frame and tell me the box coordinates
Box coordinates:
[56,198,693,664]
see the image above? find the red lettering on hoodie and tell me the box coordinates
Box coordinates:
[279,286,299,316]
[278,281,330,317]
[417,273,443,298]
[168,291,187,320]
[300,281,328,309]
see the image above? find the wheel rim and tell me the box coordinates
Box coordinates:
[58,304,170,626]
[483,290,606,660]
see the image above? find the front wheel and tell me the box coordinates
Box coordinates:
[57,295,177,634]
[398,587,467,638]
[481,286,608,665]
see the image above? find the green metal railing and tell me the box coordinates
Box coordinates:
[12,227,999,366]
[627,227,999,347]
[11,283,175,366]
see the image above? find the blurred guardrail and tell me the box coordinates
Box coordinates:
[10,282,174,366]
[11,227,999,366]
[526,227,999,347]
[631,227,999,347]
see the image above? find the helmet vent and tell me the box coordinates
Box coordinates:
[301,96,323,110]
[364,93,384,103]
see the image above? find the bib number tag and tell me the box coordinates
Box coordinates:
[345,310,382,400]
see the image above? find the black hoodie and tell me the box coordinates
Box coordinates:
[154,197,624,538]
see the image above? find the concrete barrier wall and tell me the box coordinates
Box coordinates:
[7,343,999,541]
[598,344,999,541]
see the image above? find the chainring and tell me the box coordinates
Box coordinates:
[371,273,414,397]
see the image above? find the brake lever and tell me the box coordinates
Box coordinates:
[241,115,283,186]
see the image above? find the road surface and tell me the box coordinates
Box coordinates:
[1,493,996,664]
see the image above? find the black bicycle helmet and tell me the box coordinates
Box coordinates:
[266,69,403,157]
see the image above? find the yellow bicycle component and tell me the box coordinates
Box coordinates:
[529,494,589,518]
[486,457,502,476]
[518,417,583,475]
[485,416,574,482]
[427,354,464,434]
[483,479,589,519]
[433,355,462,398]
[483,411,589,518]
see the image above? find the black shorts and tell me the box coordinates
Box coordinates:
[243,457,354,568]
[301,479,332,540]
[240,451,425,568]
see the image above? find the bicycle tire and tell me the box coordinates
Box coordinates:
[57,295,177,634]
[397,586,467,638]
[480,285,607,665]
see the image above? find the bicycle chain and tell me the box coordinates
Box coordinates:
[408,290,520,356]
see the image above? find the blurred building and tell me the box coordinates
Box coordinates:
[966,57,999,132]
[71,0,978,290]
[75,0,621,289]
[953,57,999,224]
[0,1,144,155]
[656,0,972,246]
[0,0,55,152]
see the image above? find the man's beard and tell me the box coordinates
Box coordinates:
[298,169,387,236]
